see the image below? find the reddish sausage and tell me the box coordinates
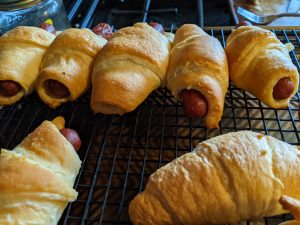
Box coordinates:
[40,23,56,35]
[273,77,294,100]
[92,23,113,40]
[179,89,208,118]
[235,20,252,28]
[46,79,70,98]
[149,22,164,34]
[60,128,81,151]
[0,80,22,97]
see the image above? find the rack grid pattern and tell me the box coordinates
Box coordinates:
[0,0,300,224]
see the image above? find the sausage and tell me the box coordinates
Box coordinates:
[92,23,113,40]
[46,79,70,98]
[273,77,294,100]
[179,89,208,118]
[60,128,81,151]
[149,22,164,34]
[235,20,252,28]
[40,23,56,35]
[0,80,22,97]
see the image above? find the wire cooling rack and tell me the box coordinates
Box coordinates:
[0,27,299,225]
[1,0,300,224]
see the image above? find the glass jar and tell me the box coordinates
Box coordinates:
[0,0,71,35]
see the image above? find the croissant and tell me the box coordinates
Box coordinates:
[0,117,81,224]
[36,28,107,108]
[166,24,229,128]
[0,26,55,105]
[129,131,300,225]
[225,26,299,108]
[91,22,171,114]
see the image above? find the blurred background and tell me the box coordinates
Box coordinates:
[63,0,300,30]
[1,0,299,35]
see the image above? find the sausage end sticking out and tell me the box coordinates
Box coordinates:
[60,128,81,151]
[149,22,165,34]
[273,77,294,100]
[40,23,56,35]
[45,79,70,99]
[92,23,113,40]
[179,89,208,118]
[0,80,22,97]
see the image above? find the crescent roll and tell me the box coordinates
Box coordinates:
[166,24,229,128]
[0,26,55,105]
[225,26,299,108]
[0,117,81,224]
[91,22,171,115]
[129,131,300,225]
[36,28,107,108]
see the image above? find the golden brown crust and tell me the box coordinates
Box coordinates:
[49,28,105,57]
[0,151,77,199]
[172,24,206,46]
[0,26,55,47]
[0,117,81,224]
[225,26,299,108]
[166,24,229,128]
[91,61,161,114]
[15,120,81,185]
[279,196,300,220]
[129,131,300,225]
[91,22,171,114]
[36,28,107,108]
[0,26,55,105]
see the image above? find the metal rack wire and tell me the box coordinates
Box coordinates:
[0,0,299,224]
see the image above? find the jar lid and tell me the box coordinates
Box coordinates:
[0,0,43,10]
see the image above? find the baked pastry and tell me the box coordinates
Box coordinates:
[129,131,300,225]
[91,22,171,114]
[0,117,82,224]
[225,26,299,108]
[36,28,107,108]
[164,32,175,44]
[0,26,55,105]
[166,24,229,128]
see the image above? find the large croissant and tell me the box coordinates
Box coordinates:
[166,24,229,128]
[129,131,300,225]
[0,117,81,224]
[91,22,171,115]
[225,26,299,108]
[0,26,55,105]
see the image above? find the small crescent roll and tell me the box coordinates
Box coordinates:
[225,26,299,108]
[0,26,55,105]
[91,22,171,115]
[36,28,107,108]
[166,24,229,128]
[0,117,81,224]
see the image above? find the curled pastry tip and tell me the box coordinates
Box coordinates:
[279,195,300,221]
[51,116,65,130]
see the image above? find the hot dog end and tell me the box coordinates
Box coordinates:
[0,80,22,97]
[179,89,208,118]
[45,79,70,99]
[273,77,294,100]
